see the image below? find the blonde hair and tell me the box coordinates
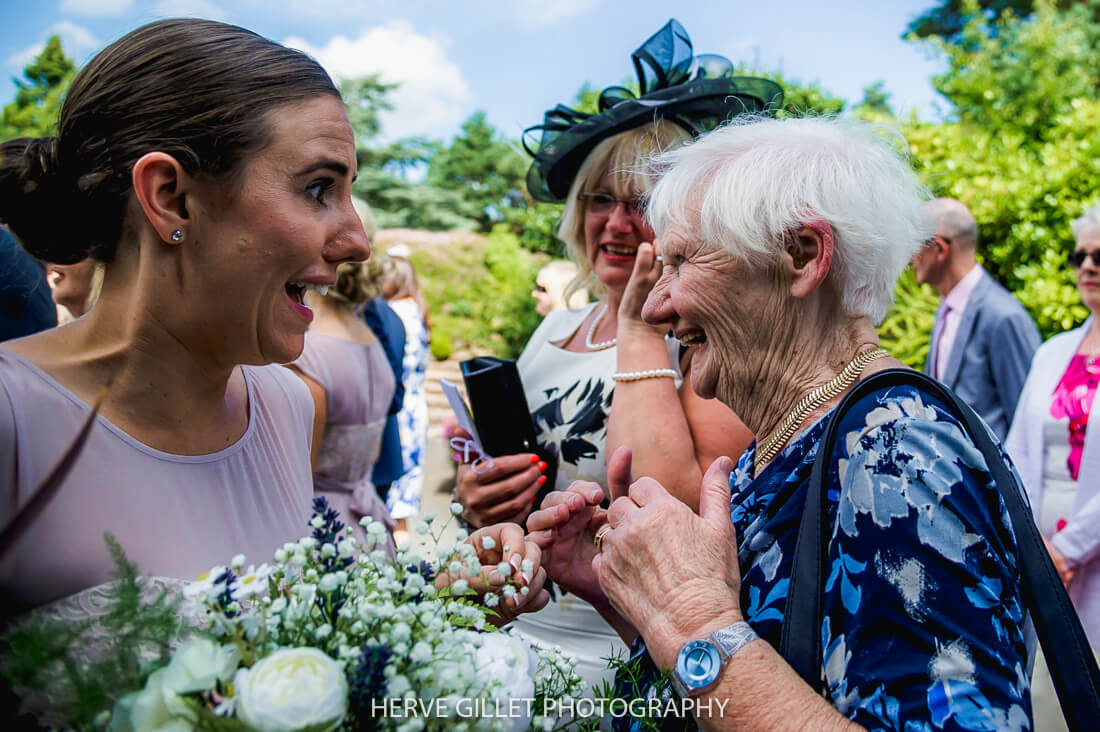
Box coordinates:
[537,260,588,311]
[557,121,692,301]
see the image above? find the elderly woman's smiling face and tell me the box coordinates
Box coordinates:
[643,226,776,401]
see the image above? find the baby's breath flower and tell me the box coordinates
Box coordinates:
[321,543,336,558]
[414,521,429,536]
[448,561,462,575]
[496,561,512,578]
[520,586,530,596]
[231,554,246,569]
[521,558,534,574]
[454,528,468,542]
[450,501,464,516]
[484,593,499,608]
[423,511,437,523]
[502,585,517,600]
[480,536,496,551]
[451,579,469,594]
[310,516,324,529]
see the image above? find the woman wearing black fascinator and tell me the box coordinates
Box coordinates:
[451,19,782,693]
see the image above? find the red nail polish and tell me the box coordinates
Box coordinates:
[538,461,547,472]
[529,455,540,464]
[537,475,547,486]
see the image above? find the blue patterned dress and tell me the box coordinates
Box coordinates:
[614,382,1033,732]
[385,298,429,520]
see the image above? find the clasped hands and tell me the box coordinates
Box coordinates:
[526,445,745,668]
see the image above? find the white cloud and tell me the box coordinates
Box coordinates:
[152,0,227,20]
[7,21,101,68]
[511,0,598,29]
[285,22,471,141]
[58,0,134,16]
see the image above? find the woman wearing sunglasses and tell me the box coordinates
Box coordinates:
[1006,203,1100,730]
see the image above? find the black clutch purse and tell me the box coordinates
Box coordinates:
[459,357,558,496]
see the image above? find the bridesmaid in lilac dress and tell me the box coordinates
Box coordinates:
[0,19,369,614]
[290,210,397,551]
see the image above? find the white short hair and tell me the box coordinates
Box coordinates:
[1072,204,1100,240]
[645,116,931,324]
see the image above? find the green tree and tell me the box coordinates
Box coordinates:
[426,111,529,231]
[883,0,1100,353]
[904,0,1086,42]
[1,35,76,140]
[341,75,480,231]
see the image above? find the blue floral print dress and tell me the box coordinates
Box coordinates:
[613,382,1033,732]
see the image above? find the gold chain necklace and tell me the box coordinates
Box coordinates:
[754,348,888,474]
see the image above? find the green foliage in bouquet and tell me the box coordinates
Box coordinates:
[0,535,183,728]
[3,499,583,731]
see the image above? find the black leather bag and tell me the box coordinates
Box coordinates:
[779,369,1100,730]
[459,357,557,493]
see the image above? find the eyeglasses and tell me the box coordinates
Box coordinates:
[1068,250,1100,269]
[578,191,643,217]
[922,234,952,249]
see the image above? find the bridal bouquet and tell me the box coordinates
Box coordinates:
[6,499,582,732]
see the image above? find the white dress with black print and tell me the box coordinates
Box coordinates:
[511,303,680,695]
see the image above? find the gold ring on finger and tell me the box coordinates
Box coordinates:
[594,523,612,553]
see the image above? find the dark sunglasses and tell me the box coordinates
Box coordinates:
[1068,250,1100,268]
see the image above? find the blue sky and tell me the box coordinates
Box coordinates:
[2,0,951,144]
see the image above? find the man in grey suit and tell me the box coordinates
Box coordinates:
[912,198,1041,440]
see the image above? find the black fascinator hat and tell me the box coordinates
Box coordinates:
[523,19,784,203]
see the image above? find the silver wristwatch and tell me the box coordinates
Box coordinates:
[670,620,758,698]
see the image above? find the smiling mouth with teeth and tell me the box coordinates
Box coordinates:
[602,244,637,257]
[680,331,707,346]
[285,282,329,304]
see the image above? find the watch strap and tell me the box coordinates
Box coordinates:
[671,620,758,698]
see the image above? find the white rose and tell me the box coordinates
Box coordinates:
[234,647,347,732]
[474,633,538,732]
[110,639,238,732]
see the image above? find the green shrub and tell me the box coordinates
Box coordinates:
[877,271,940,369]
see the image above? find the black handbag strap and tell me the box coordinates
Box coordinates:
[778,368,1100,730]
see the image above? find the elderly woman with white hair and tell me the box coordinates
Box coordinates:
[529,116,1034,730]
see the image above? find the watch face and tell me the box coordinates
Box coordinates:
[676,639,722,692]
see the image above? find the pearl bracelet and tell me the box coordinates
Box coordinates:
[612,368,678,382]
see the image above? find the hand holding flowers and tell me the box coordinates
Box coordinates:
[43,498,583,732]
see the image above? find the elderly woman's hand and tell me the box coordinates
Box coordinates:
[437,522,550,626]
[593,453,744,669]
[450,427,546,528]
[617,241,668,340]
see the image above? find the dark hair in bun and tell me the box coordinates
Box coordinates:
[0,18,339,265]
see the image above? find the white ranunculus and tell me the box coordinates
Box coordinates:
[234,647,347,732]
[474,633,538,732]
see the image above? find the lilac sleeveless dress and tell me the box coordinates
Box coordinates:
[293,331,396,546]
[0,350,315,610]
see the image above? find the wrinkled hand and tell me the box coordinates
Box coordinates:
[594,455,743,669]
[1044,536,1076,588]
[451,427,545,528]
[617,242,667,340]
[437,522,550,626]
